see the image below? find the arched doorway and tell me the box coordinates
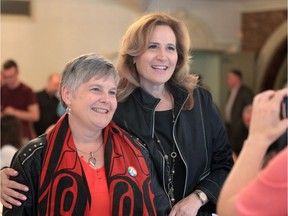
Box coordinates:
[256,21,287,92]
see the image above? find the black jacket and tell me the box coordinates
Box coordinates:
[113,86,233,215]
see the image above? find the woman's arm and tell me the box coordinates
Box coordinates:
[170,89,233,216]
[217,88,288,216]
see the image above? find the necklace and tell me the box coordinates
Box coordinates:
[76,143,103,168]
[155,93,177,206]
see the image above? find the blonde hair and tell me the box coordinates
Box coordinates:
[116,12,198,110]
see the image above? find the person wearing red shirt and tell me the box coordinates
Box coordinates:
[1,59,39,141]
[218,88,288,216]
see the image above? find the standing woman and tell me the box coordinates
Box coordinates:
[1,53,169,215]
[113,12,233,215]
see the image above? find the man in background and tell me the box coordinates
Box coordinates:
[34,73,61,136]
[225,69,254,160]
[1,59,39,142]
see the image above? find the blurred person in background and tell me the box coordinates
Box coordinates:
[1,59,39,142]
[34,73,61,136]
[1,115,23,169]
[56,101,66,117]
[231,104,252,161]
[225,69,254,160]
[242,104,252,130]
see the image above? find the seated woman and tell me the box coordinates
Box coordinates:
[2,53,169,216]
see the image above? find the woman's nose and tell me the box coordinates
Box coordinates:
[156,49,167,61]
[99,92,109,103]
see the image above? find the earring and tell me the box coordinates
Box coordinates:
[66,107,71,115]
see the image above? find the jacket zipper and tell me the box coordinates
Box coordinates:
[172,94,189,199]
[152,93,190,200]
[151,102,172,207]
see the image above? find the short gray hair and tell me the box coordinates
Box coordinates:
[60,53,119,108]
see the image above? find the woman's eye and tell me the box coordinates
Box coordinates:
[167,46,176,51]
[109,90,116,96]
[148,44,158,49]
[91,87,101,92]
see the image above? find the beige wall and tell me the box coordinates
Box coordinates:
[1,0,138,91]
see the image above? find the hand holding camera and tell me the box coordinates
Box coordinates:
[247,88,288,149]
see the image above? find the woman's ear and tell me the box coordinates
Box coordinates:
[61,86,72,106]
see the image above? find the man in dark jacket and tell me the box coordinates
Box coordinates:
[34,73,60,135]
[225,69,254,159]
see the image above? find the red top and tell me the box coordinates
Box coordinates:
[236,147,287,216]
[80,157,110,215]
[1,83,37,139]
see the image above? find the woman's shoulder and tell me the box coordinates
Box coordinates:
[14,135,47,165]
[194,85,212,97]
[192,86,213,106]
[108,122,147,150]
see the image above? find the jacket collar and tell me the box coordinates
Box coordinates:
[131,85,189,111]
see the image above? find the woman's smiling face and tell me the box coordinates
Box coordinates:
[134,25,178,89]
[64,74,117,130]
